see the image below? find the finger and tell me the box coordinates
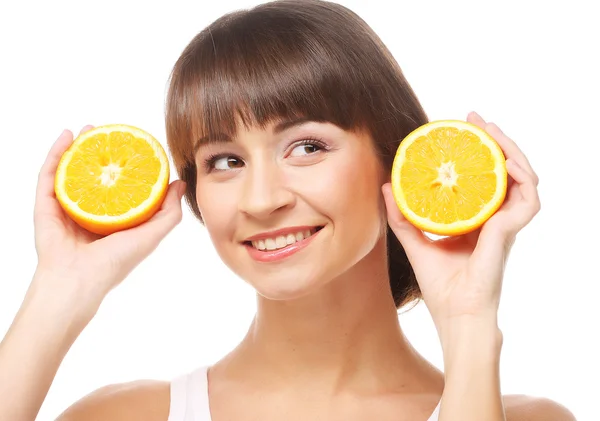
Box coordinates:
[35,130,74,205]
[467,110,487,128]
[143,180,187,233]
[381,183,433,266]
[483,122,538,186]
[506,159,541,223]
[467,112,538,186]
[479,158,540,252]
[36,126,93,200]
[79,125,95,136]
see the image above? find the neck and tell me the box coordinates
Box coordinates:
[223,238,437,392]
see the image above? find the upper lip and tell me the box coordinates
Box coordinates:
[243,226,321,242]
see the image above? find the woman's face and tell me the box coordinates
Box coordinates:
[195,118,387,301]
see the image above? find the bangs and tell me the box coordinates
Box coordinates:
[166,6,375,168]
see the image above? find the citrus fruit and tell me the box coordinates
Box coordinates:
[391,120,507,236]
[54,124,170,236]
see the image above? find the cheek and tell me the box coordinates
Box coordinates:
[325,154,385,265]
[195,181,238,242]
[333,153,383,214]
[304,152,384,236]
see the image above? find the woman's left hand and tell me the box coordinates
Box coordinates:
[382,112,541,337]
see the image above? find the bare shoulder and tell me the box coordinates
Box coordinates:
[504,394,576,421]
[55,379,170,421]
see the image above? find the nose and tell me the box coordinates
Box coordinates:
[238,159,295,220]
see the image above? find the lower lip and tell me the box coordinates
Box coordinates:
[245,229,321,263]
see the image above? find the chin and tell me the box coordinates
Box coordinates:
[252,273,330,302]
[240,256,336,302]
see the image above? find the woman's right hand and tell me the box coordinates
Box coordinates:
[0,127,185,421]
[32,126,186,317]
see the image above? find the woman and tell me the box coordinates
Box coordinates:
[0,1,574,420]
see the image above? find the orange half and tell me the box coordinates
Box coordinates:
[55,124,170,235]
[391,120,507,236]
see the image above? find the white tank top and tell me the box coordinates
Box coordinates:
[168,366,441,421]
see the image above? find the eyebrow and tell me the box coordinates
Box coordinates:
[193,117,312,153]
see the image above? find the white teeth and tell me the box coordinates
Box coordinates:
[275,236,287,248]
[250,228,319,251]
[265,238,277,250]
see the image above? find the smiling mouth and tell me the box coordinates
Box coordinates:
[244,226,324,252]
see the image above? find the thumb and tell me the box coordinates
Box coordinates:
[381,183,433,266]
[129,180,187,248]
[105,180,186,264]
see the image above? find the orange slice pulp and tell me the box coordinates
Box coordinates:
[391,120,507,236]
[54,124,170,235]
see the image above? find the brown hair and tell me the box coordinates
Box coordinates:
[165,0,428,308]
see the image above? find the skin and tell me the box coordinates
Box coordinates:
[0,113,575,421]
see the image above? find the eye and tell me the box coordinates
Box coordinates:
[205,155,244,172]
[289,139,327,157]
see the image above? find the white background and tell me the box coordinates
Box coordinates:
[0,1,598,420]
